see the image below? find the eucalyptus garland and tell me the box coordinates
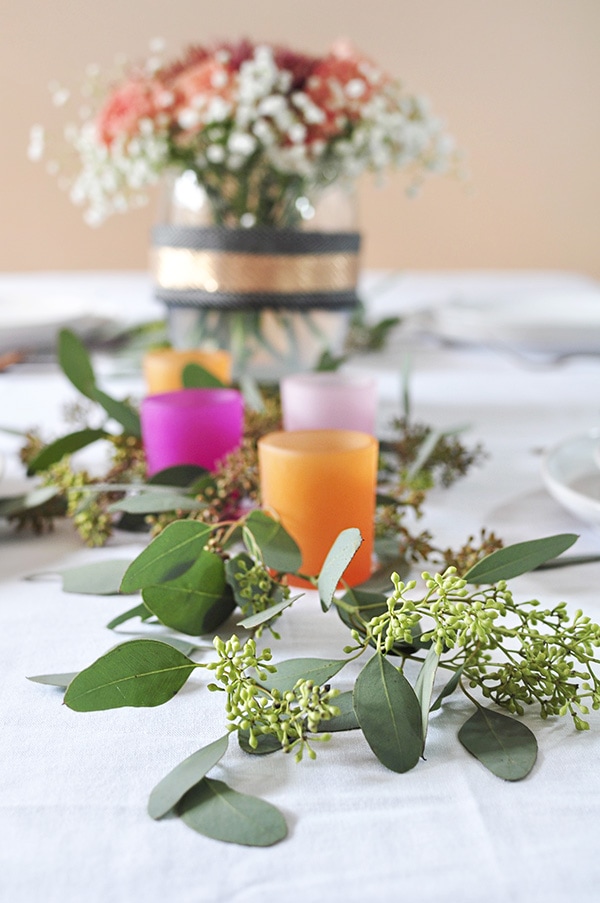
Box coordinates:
[7,328,599,848]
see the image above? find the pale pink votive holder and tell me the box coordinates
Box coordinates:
[141,388,244,476]
[280,371,378,434]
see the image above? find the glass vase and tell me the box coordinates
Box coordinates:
[150,170,361,383]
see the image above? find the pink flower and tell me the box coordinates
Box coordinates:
[96,78,162,146]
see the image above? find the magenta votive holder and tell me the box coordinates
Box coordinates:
[280,371,378,434]
[140,388,244,476]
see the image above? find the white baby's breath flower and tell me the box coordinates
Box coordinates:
[27,125,45,161]
[345,78,366,99]
[206,144,226,164]
[227,132,257,156]
[206,97,232,123]
[178,108,202,130]
[287,123,307,144]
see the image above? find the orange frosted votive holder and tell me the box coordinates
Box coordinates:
[142,348,232,392]
[258,429,379,587]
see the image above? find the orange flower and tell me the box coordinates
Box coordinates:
[171,59,235,112]
[305,48,386,142]
[96,78,162,146]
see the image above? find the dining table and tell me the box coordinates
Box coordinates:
[1,267,600,903]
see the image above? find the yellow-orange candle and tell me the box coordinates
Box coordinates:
[258,430,378,587]
[142,348,232,392]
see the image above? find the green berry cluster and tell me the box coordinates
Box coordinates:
[230,557,290,637]
[344,566,600,731]
[205,636,340,760]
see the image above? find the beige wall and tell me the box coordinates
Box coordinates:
[4,0,600,277]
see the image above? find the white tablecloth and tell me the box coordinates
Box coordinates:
[1,270,600,903]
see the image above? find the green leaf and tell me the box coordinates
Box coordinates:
[93,388,141,438]
[353,652,423,773]
[120,520,212,593]
[182,362,226,388]
[318,528,363,611]
[106,602,152,630]
[243,510,302,573]
[109,492,206,515]
[27,428,108,474]
[430,666,464,712]
[458,707,538,780]
[63,639,196,712]
[464,533,578,584]
[357,554,410,593]
[0,485,61,517]
[413,646,440,747]
[142,551,235,635]
[178,777,287,846]
[265,657,347,694]
[58,328,97,398]
[148,464,210,488]
[238,730,282,755]
[54,559,132,595]
[148,735,229,819]
[316,690,359,732]
[236,596,297,630]
[27,672,78,688]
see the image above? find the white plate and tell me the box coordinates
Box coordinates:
[420,286,600,356]
[541,430,600,527]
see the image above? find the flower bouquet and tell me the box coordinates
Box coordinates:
[31,38,458,377]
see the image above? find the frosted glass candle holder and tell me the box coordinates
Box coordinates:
[258,429,378,586]
[141,388,243,476]
[280,371,377,434]
[142,348,232,393]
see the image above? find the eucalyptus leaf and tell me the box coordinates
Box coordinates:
[58,328,96,398]
[120,520,212,593]
[63,639,196,712]
[318,528,363,611]
[27,428,108,474]
[266,657,347,694]
[430,666,464,712]
[148,464,210,488]
[414,646,440,747]
[353,652,423,773]
[148,735,229,819]
[106,602,152,630]
[464,533,578,584]
[358,554,410,593]
[142,551,234,635]
[178,777,287,846]
[316,690,359,732]
[238,730,282,755]
[151,636,209,656]
[458,706,538,780]
[243,510,302,573]
[27,672,79,688]
[108,492,206,515]
[93,388,141,438]
[0,485,61,517]
[55,559,132,595]
[237,596,297,630]
[182,362,226,388]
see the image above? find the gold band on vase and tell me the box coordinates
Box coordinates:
[151,247,360,295]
